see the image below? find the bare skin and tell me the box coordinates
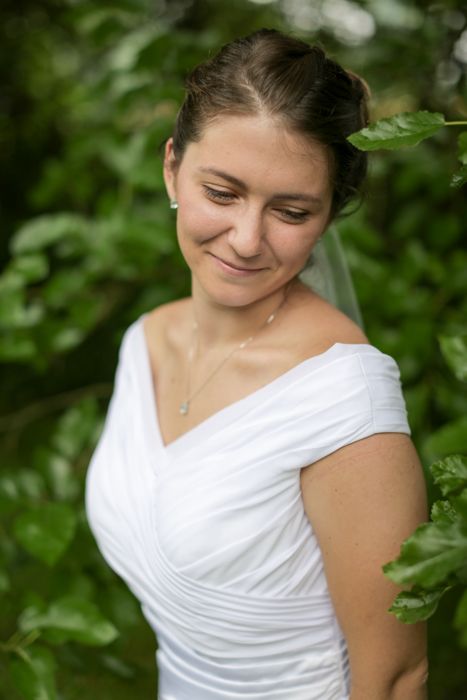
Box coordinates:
[142,281,367,447]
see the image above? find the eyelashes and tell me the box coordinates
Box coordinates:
[202,185,310,223]
[203,186,234,202]
[278,209,310,222]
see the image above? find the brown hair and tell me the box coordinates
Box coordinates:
[172,28,370,220]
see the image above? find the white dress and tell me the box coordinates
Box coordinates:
[85,312,411,700]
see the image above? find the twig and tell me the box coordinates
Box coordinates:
[0,383,113,433]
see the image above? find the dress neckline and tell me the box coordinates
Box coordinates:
[136,313,379,457]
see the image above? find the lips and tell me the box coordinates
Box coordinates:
[209,253,265,272]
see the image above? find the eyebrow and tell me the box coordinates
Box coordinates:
[197,167,323,205]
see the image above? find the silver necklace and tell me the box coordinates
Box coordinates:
[179,294,288,416]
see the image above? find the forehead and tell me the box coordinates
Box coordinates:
[179,114,332,194]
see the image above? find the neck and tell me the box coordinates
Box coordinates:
[190,278,294,353]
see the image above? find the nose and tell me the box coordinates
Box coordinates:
[227,207,265,259]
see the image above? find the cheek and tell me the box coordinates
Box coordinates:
[273,224,324,264]
[177,198,230,245]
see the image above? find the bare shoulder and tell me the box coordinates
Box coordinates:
[144,297,190,325]
[285,283,370,359]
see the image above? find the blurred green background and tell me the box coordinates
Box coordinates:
[0,0,466,698]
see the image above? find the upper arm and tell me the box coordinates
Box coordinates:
[300,432,428,693]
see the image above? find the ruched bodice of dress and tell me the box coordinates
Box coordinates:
[85,313,411,700]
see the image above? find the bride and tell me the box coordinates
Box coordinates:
[86,28,428,700]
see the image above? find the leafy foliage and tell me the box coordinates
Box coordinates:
[350,96,467,663]
[438,334,467,382]
[13,502,77,566]
[381,342,467,662]
[384,514,467,589]
[383,443,467,621]
[1,0,466,698]
[9,645,58,700]
[19,597,119,646]
[431,454,467,496]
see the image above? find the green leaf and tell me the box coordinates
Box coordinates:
[9,645,57,700]
[347,111,445,151]
[0,272,26,326]
[438,334,467,381]
[0,474,20,514]
[450,165,467,188]
[43,269,89,309]
[13,503,77,566]
[52,398,100,461]
[424,417,467,460]
[106,24,164,72]
[430,455,467,496]
[99,132,147,178]
[16,469,46,500]
[431,499,458,524]
[383,519,467,587]
[388,586,450,623]
[10,254,50,284]
[38,449,80,501]
[19,596,119,646]
[11,214,89,255]
[47,325,85,353]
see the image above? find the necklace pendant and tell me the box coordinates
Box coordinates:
[179,401,189,416]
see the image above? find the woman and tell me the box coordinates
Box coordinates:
[86,29,428,699]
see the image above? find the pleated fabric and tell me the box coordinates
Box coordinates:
[85,312,411,700]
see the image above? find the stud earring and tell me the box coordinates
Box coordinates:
[170,199,178,210]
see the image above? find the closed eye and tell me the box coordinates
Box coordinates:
[203,185,235,203]
[276,208,310,223]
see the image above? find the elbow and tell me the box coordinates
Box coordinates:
[351,658,429,699]
[387,657,429,698]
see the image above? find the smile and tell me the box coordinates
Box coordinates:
[208,253,266,276]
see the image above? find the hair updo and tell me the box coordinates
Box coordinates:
[172,28,370,221]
